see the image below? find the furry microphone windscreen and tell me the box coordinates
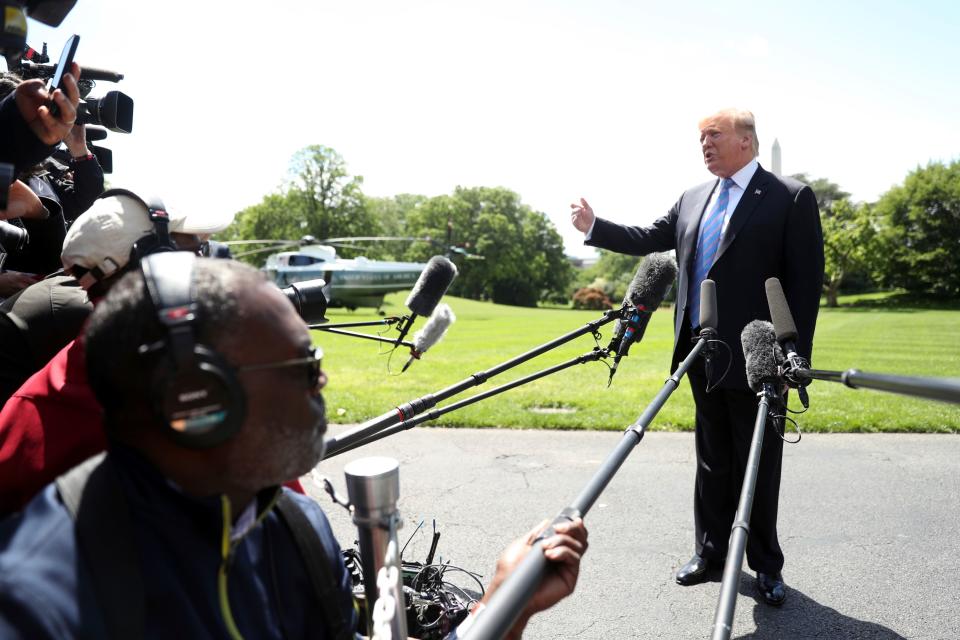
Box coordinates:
[625,252,678,311]
[741,320,785,392]
[412,303,455,354]
[406,256,458,317]
[613,252,679,336]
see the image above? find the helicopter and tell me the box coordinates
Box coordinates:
[224,234,481,312]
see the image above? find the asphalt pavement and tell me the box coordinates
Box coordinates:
[307,426,960,640]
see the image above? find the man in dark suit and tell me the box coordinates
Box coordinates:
[570,108,823,605]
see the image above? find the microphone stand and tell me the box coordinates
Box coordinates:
[465,334,711,640]
[790,367,960,406]
[324,306,625,457]
[325,348,609,459]
[710,380,781,640]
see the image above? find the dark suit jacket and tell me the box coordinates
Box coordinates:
[587,164,824,391]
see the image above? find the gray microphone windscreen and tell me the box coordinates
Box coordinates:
[699,279,717,331]
[741,320,784,392]
[412,303,455,353]
[624,252,678,310]
[764,278,799,343]
[405,256,458,316]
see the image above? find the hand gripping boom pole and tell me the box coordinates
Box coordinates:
[464,335,711,639]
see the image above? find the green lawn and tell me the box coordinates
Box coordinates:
[315,293,960,433]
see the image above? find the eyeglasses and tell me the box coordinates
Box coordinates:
[237,346,324,390]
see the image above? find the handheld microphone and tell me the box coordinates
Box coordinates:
[764,278,811,407]
[608,253,677,383]
[402,303,455,372]
[395,256,458,349]
[740,320,784,394]
[344,457,408,638]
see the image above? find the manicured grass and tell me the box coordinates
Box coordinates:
[314,293,960,433]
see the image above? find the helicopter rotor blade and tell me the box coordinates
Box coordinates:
[234,243,303,259]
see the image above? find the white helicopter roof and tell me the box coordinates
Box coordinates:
[264,244,426,273]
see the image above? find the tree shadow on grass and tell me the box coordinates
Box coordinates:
[722,571,905,639]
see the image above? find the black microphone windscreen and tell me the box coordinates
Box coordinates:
[625,252,678,310]
[406,256,458,316]
[699,279,718,331]
[741,320,784,392]
[764,278,799,343]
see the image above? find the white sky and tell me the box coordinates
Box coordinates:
[19,0,960,258]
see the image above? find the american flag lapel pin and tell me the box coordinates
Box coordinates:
[754,189,762,195]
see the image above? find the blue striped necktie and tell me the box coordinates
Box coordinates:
[689,177,735,328]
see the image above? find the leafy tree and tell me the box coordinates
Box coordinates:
[222,145,382,262]
[403,186,573,306]
[790,173,850,212]
[874,160,960,298]
[821,199,877,307]
[285,145,378,247]
[791,174,884,303]
[574,250,648,303]
[366,193,426,238]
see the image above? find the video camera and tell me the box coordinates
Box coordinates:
[10,39,133,173]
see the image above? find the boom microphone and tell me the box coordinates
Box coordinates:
[402,303,455,372]
[712,321,785,640]
[395,256,458,348]
[765,277,811,406]
[740,320,784,393]
[699,279,720,381]
[699,279,718,333]
[608,253,677,383]
[763,277,960,406]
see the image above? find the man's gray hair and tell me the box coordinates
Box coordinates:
[84,258,266,416]
[726,108,760,158]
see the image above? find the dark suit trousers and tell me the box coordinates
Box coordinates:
[686,363,785,574]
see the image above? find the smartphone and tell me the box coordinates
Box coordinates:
[48,34,80,117]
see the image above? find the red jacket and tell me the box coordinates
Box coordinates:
[0,339,305,514]
[0,339,101,513]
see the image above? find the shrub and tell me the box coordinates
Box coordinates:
[571,287,613,310]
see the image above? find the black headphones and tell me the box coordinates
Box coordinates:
[98,187,178,263]
[140,251,246,449]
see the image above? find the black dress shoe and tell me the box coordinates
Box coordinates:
[675,554,710,585]
[756,571,786,606]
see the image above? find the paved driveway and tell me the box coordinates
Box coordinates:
[309,427,960,639]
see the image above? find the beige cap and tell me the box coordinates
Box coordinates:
[61,194,155,287]
[169,206,234,235]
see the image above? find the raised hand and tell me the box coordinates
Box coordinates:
[570,197,595,233]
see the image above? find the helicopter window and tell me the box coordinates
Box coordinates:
[289,255,323,266]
